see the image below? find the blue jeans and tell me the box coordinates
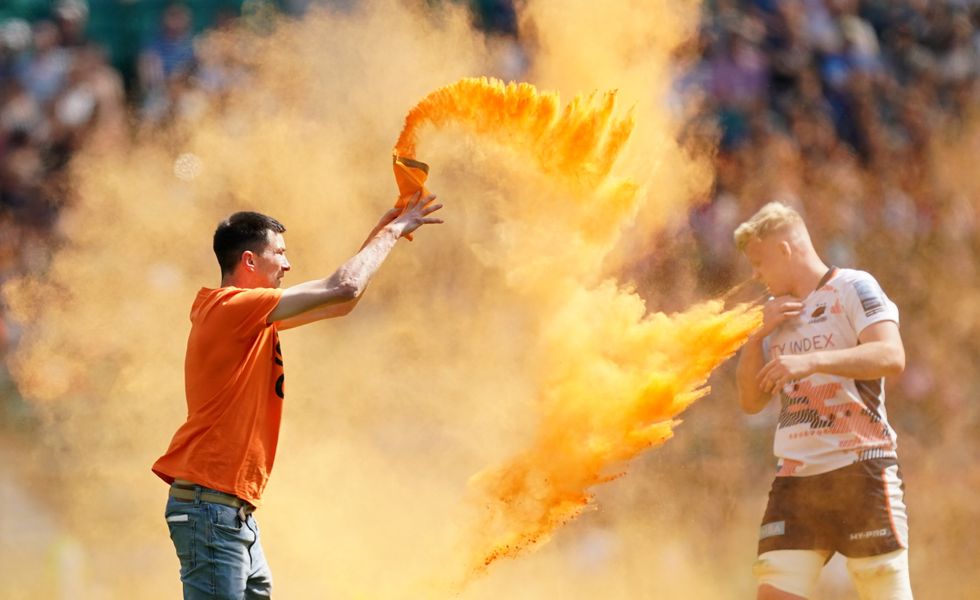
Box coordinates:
[164,488,272,599]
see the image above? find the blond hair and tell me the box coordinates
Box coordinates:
[733,202,804,251]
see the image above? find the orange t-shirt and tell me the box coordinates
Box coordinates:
[152,286,284,507]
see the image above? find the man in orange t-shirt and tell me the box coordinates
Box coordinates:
[153,192,442,599]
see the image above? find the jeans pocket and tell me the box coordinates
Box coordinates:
[208,503,244,535]
[166,513,197,574]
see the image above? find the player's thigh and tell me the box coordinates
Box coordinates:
[758,475,832,555]
[836,459,909,557]
[754,549,831,599]
[846,549,913,600]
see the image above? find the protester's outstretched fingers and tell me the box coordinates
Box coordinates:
[392,192,444,238]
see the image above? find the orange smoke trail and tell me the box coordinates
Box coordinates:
[392,77,762,580]
[395,77,633,186]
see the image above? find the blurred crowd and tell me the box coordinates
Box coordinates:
[1,0,979,439]
[0,1,126,361]
[686,0,978,283]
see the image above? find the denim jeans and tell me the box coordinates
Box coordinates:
[164,487,272,599]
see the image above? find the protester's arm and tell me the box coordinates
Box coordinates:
[276,208,400,330]
[736,295,804,414]
[270,192,442,326]
[274,298,359,331]
[756,320,904,394]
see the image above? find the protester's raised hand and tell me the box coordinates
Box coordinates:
[391,191,443,239]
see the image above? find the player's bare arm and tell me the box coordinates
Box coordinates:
[757,320,905,394]
[736,295,804,413]
[271,192,442,326]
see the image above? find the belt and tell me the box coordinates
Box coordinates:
[169,481,255,518]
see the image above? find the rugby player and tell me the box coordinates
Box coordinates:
[734,202,913,600]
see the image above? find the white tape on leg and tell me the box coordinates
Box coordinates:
[846,549,913,600]
[754,550,829,598]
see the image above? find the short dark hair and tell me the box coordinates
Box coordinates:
[213,211,286,277]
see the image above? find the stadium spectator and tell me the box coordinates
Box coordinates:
[16,20,72,105]
[139,3,197,123]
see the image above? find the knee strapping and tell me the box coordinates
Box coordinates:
[846,549,913,600]
[754,550,829,599]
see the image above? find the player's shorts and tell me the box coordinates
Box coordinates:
[758,457,909,558]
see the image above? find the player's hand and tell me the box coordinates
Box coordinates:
[390,191,443,239]
[758,295,804,338]
[757,354,815,395]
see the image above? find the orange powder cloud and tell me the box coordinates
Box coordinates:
[390,77,761,582]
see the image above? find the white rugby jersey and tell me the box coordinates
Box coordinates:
[764,267,900,477]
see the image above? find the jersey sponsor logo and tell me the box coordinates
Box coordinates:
[760,521,785,540]
[808,303,828,324]
[771,334,835,356]
[849,527,889,541]
[853,280,885,317]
